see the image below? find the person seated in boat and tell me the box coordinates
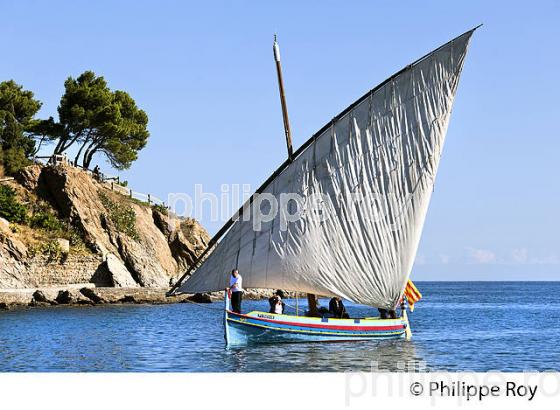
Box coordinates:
[378,307,397,319]
[378,308,388,319]
[228,269,243,313]
[268,290,286,314]
[329,297,349,319]
[304,294,331,317]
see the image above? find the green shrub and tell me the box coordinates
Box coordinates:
[99,191,139,240]
[1,146,31,175]
[0,184,28,223]
[29,210,63,231]
[32,240,64,260]
[63,226,88,253]
[66,227,84,247]
[152,203,168,215]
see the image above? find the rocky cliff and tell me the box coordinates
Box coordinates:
[0,163,211,306]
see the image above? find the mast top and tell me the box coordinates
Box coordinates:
[273,34,281,62]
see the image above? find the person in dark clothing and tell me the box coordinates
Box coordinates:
[329,297,349,319]
[378,307,397,319]
[268,290,286,314]
[306,294,320,317]
[92,165,101,181]
[378,308,389,319]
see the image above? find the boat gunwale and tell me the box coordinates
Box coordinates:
[227,317,406,337]
[227,310,406,331]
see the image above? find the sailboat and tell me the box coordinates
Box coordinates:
[169,27,478,346]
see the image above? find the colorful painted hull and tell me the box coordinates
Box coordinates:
[224,310,408,346]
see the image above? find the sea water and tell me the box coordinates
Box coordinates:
[0,282,558,372]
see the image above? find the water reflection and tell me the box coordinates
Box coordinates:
[223,338,425,372]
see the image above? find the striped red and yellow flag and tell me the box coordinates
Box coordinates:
[404,280,422,312]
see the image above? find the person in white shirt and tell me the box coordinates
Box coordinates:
[229,269,243,313]
[273,296,284,314]
[268,290,286,314]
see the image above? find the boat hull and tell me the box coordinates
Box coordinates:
[225,310,407,346]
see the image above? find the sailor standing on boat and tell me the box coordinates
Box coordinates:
[229,269,243,313]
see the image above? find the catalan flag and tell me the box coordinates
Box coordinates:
[404,279,422,312]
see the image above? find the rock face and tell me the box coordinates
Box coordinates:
[0,218,27,260]
[36,165,208,288]
[15,164,42,192]
[104,253,138,287]
[79,287,106,303]
[0,217,30,288]
[0,164,210,295]
[32,289,59,305]
[108,204,177,287]
[55,238,70,254]
[153,210,210,273]
[0,217,9,231]
[40,165,120,256]
[55,289,93,305]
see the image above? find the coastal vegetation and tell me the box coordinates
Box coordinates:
[0,180,88,257]
[28,239,66,260]
[152,202,169,216]
[0,71,149,175]
[0,185,28,223]
[98,191,140,241]
[0,80,41,174]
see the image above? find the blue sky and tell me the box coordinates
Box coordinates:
[1,1,559,280]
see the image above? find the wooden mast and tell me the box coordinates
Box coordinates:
[273,35,294,161]
[273,35,318,316]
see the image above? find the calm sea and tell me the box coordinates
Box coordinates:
[0,282,558,372]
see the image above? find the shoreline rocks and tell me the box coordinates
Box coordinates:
[0,287,284,311]
[0,287,182,310]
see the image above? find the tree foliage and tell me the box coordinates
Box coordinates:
[33,71,149,170]
[0,80,42,174]
[0,184,28,223]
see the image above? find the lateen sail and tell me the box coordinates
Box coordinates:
[178,29,476,308]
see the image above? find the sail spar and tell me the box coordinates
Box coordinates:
[177,28,476,308]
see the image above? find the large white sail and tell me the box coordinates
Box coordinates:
[178,29,475,308]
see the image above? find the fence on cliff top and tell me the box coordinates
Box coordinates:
[33,155,167,208]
